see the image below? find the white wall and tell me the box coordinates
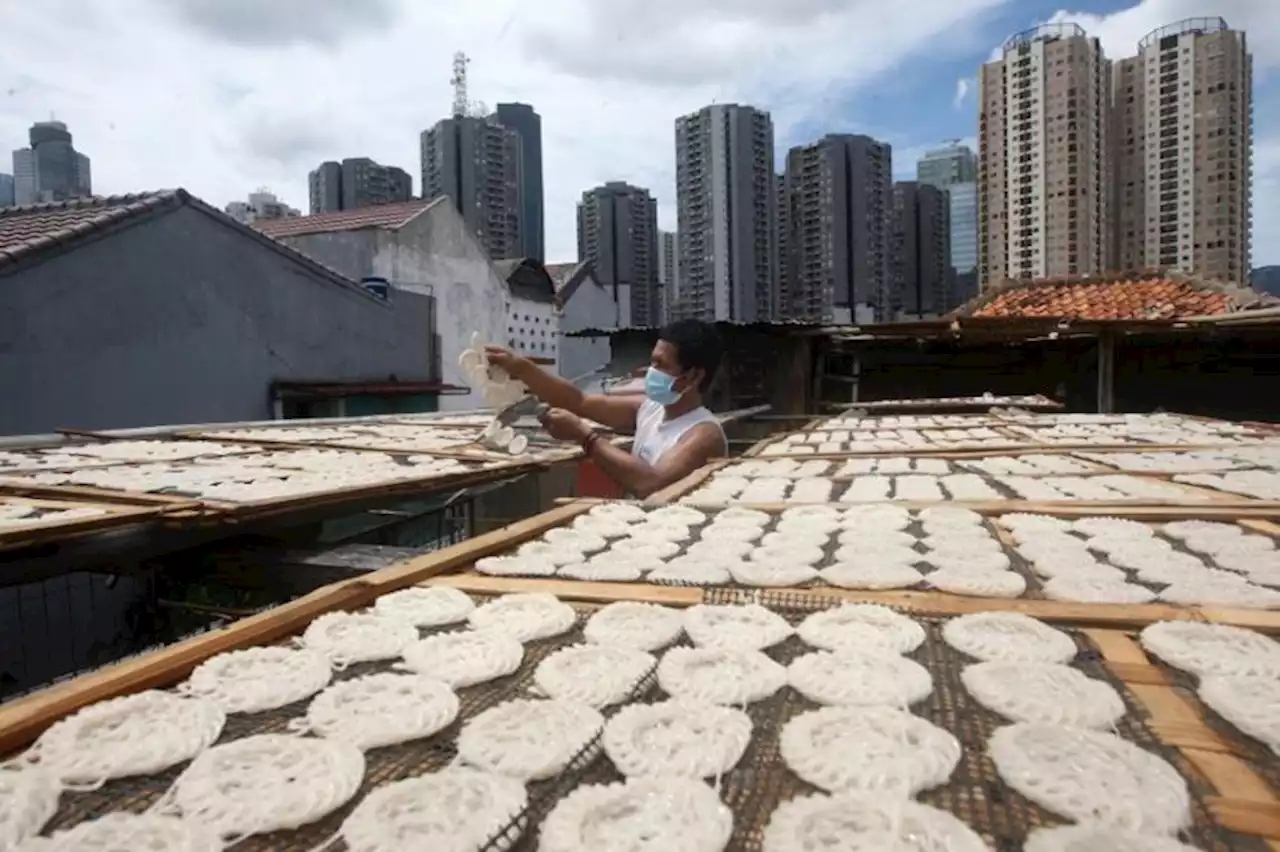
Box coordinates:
[507,297,558,369]
[373,203,510,411]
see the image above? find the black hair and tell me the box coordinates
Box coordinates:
[658,319,723,391]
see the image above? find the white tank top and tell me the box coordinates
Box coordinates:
[631,399,727,466]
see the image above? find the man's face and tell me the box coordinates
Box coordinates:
[650,339,700,394]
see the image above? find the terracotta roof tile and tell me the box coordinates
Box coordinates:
[0,188,377,298]
[0,192,180,264]
[956,271,1275,322]
[253,198,438,239]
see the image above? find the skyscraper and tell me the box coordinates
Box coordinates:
[893,182,952,318]
[917,143,979,306]
[577,182,659,327]
[1112,18,1252,282]
[918,143,977,189]
[421,116,523,260]
[780,134,894,323]
[978,24,1111,286]
[11,120,92,204]
[12,149,35,206]
[673,104,777,322]
[307,158,411,214]
[657,229,679,320]
[0,174,13,207]
[493,103,544,261]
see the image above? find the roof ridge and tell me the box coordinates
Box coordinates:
[0,190,179,220]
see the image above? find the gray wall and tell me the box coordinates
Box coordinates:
[0,206,431,435]
[559,274,618,383]
[281,201,514,411]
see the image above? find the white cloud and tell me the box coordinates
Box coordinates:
[952,78,972,110]
[0,0,1004,263]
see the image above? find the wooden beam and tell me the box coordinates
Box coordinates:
[0,501,593,755]
[423,574,704,607]
[1097,331,1116,414]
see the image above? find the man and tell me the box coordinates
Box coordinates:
[485,318,727,498]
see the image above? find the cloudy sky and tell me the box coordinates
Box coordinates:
[1,0,1277,267]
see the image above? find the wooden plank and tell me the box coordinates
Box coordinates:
[357,502,593,592]
[0,500,174,551]
[670,497,1280,521]
[1205,797,1280,842]
[0,501,594,754]
[644,459,731,505]
[0,480,200,507]
[424,574,705,607]
[1087,627,1280,844]
[0,582,365,755]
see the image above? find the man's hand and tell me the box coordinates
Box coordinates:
[540,407,592,443]
[483,345,529,380]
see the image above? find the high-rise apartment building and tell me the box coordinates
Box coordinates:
[780,134,894,323]
[577,182,659,327]
[307,158,411,215]
[11,121,92,205]
[893,182,952,317]
[493,103,544,261]
[226,189,301,224]
[0,174,13,207]
[1112,18,1252,282]
[673,104,777,322]
[421,116,523,260]
[658,229,679,320]
[978,23,1111,286]
[918,143,980,305]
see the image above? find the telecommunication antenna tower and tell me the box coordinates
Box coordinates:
[451,52,469,118]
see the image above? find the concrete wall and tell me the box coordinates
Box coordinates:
[0,206,431,435]
[559,275,618,382]
[280,202,516,411]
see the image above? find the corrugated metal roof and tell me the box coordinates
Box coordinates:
[565,319,827,337]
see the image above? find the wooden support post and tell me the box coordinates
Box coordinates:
[850,351,861,403]
[1097,331,1116,414]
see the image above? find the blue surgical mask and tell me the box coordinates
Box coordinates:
[644,366,683,405]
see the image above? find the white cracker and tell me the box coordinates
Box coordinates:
[603,701,751,778]
[780,706,960,795]
[989,724,1190,834]
[658,646,786,705]
[534,644,655,708]
[963,661,1125,728]
[788,651,932,707]
[797,604,925,655]
[942,612,1076,663]
[457,699,603,781]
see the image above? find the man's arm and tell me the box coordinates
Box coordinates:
[584,421,724,498]
[485,347,642,434]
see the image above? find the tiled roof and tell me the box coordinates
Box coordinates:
[543,262,579,290]
[0,192,179,267]
[955,271,1277,321]
[0,189,375,297]
[253,198,439,239]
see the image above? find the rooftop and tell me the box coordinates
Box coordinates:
[253,198,439,239]
[0,191,370,295]
[953,271,1277,322]
[0,192,178,266]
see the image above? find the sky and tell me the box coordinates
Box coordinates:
[1,0,1277,268]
